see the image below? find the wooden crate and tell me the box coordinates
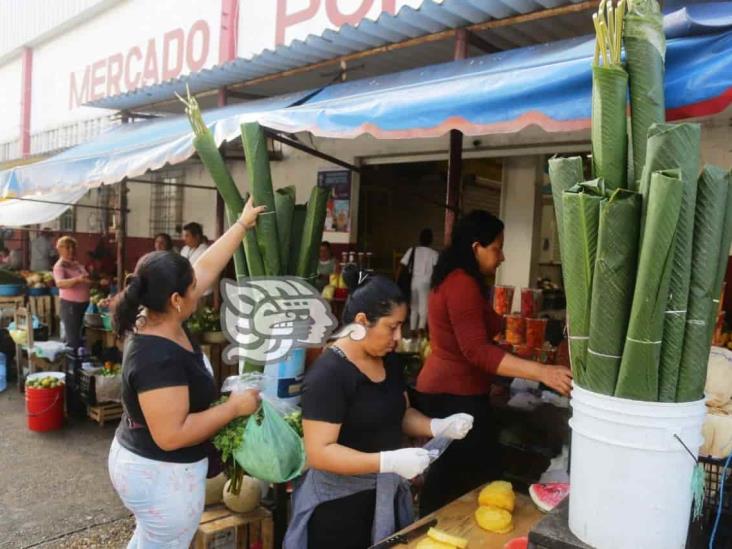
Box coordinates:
[87,402,123,426]
[53,295,61,335]
[192,505,273,549]
[28,295,53,330]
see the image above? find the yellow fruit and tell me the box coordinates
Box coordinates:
[415,538,457,549]
[475,505,514,534]
[478,481,516,512]
[427,527,468,548]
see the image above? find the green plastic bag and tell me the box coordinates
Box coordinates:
[234,400,305,483]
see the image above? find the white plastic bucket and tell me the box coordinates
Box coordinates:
[568,385,706,549]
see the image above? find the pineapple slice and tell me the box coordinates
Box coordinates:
[427,527,469,548]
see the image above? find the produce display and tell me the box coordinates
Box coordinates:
[505,315,525,346]
[549,0,732,402]
[186,307,221,335]
[25,376,64,389]
[0,269,25,285]
[20,270,54,290]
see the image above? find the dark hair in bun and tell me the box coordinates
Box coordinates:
[341,263,406,325]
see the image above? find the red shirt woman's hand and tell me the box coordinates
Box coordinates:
[540,364,573,396]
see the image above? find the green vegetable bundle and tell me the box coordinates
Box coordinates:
[709,171,732,340]
[675,167,730,402]
[623,0,665,186]
[242,123,282,277]
[179,90,247,274]
[548,156,585,263]
[585,189,641,395]
[616,169,683,401]
[562,181,603,386]
[642,124,701,401]
[591,1,628,191]
[295,185,330,281]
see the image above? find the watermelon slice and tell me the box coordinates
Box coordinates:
[504,537,528,549]
[529,483,570,513]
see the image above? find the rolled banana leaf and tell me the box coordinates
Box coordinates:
[241,122,281,276]
[709,170,732,340]
[561,180,603,387]
[296,186,330,282]
[548,156,585,264]
[275,186,296,275]
[585,189,642,396]
[648,125,701,402]
[638,123,701,239]
[616,169,683,401]
[591,65,628,191]
[624,0,666,186]
[675,167,730,402]
[288,205,307,277]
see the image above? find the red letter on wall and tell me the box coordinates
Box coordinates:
[125,46,143,91]
[325,0,373,27]
[275,0,320,46]
[106,53,124,97]
[186,19,210,72]
[142,38,160,85]
[90,59,106,101]
[69,66,90,110]
[162,28,185,81]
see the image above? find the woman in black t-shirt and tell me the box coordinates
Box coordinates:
[284,267,476,549]
[108,198,265,548]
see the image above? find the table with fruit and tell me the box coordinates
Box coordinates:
[390,481,551,549]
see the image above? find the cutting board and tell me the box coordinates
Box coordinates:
[397,491,543,548]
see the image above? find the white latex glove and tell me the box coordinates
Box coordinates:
[379,448,431,479]
[430,413,474,440]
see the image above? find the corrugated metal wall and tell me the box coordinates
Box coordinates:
[0,0,113,58]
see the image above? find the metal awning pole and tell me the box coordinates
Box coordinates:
[445,29,468,246]
[116,113,130,289]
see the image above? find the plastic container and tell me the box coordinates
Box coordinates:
[0,284,25,296]
[26,286,49,296]
[25,372,66,432]
[568,385,707,549]
[262,348,307,405]
[520,288,543,318]
[0,352,6,392]
[493,285,515,316]
[526,318,548,348]
[101,313,113,332]
[505,314,525,345]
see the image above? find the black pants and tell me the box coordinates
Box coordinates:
[414,392,501,516]
[308,489,376,549]
[60,299,88,352]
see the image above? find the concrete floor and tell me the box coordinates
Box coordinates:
[0,388,131,548]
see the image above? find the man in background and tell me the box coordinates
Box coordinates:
[31,228,56,271]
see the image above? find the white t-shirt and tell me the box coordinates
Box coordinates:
[401,246,439,281]
[181,243,212,296]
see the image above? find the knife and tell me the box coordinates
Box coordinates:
[368,518,439,549]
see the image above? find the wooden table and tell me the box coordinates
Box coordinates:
[394,489,543,548]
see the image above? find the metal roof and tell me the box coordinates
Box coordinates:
[87,0,595,111]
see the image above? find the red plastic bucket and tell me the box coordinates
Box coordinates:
[25,373,65,432]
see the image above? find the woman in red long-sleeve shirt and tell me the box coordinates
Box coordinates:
[415,210,573,515]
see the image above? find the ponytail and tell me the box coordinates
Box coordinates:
[341,264,406,325]
[112,251,194,337]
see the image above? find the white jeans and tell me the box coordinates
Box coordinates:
[410,277,431,331]
[108,438,208,548]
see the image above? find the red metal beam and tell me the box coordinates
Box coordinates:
[20,47,33,158]
[444,29,468,246]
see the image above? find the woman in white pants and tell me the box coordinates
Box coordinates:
[398,229,439,339]
[108,199,264,548]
